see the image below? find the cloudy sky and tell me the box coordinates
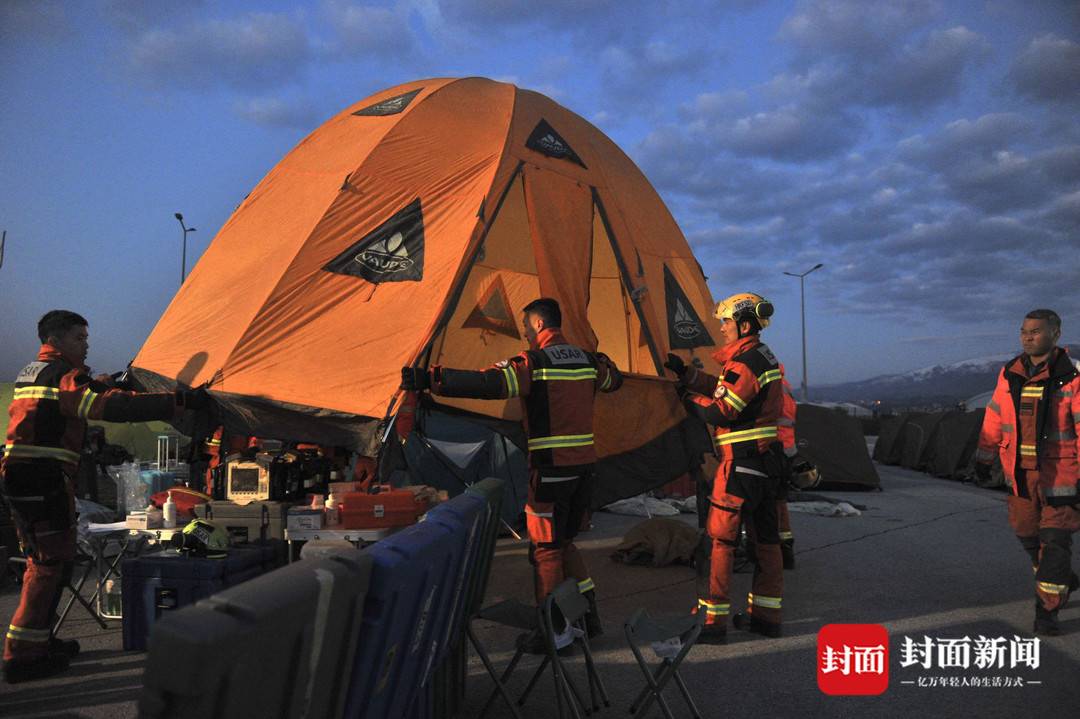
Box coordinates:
[1,0,1077,389]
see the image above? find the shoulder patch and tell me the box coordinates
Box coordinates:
[542,344,588,366]
[494,359,510,369]
[713,384,727,400]
[756,345,777,366]
[723,370,741,385]
[15,361,49,384]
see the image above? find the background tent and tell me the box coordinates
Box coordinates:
[872,415,904,464]
[929,409,984,479]
[795,404,880,489]
[900,411,951,471]
[131,77,720,509]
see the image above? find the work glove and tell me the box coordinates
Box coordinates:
[974,462,991,483]
[400,366,431,392]
[664,353,688,378]
[177,387,212,410]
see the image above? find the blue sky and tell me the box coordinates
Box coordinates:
[1,0,1078,388]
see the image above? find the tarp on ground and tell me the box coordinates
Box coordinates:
[795,404,880,489]
[900,411,952,471]
[130,77,720,508]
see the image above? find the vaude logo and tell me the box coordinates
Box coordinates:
[538,133,568,156]
[355,232,413,274]
[374,96,409,113]
[674,299,702,340]
[353,88,423,117]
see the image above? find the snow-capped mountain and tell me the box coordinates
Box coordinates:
[815,345,1080,405]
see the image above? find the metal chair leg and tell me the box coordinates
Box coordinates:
[468,624,524,719]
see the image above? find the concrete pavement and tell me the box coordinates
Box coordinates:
[1,463,1077,718]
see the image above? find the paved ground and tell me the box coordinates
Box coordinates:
[2,463,1078,718]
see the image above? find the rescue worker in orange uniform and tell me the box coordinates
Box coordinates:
[975,309,1080,635]
[665,292,788,643]
[400,298,622,649]
[2,310,209,683]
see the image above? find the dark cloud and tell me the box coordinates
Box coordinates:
[0,0,70,42]
[599,39,710,103]
[779,0,939,58]
[321,1,418,58]
[437,0,620,30]
[126,12,311,91]
[232,96,323,130]
[102,0,205,34]
[1009,34,1080,104]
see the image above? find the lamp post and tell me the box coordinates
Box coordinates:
[174,213,197,285]
[783,263,824,402]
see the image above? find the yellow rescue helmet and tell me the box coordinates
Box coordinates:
[714,292,774,330]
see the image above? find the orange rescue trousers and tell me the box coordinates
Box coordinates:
[2,463,77,663]
[698,459,784,629]
[1008,469,1080,612]
[525,469,596,606]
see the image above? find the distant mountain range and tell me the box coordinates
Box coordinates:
[814,344,1080,406]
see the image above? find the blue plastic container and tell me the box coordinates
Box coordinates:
[121,543,274,650]
[343,519,464,719]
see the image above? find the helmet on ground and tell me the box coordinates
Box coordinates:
[171,518,229,557]
[714,292,774,330]
[790,458,820,490]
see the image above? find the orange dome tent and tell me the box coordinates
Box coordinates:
[132,77,722,506]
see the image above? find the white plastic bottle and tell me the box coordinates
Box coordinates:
[163,490,177,528]
[325,493,340,527]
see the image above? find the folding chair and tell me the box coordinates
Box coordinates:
[624,609,703,719]
[7,548,107,636]
[474,578,609,719]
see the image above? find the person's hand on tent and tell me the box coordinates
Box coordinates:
[400,366,431,392]
[664,353,688,379]
[176,386,212,411]
[974,462,991,483]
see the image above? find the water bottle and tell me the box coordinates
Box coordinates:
[163,490,177,529]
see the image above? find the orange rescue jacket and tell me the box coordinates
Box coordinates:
[682,335,786,460]
[431,328,622,475]
[4,344,178,472]
[977,347,1080,505]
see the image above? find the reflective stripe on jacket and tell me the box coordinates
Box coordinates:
[977,348,1080,505]
[431,328,622,474]
[682,335,785,460]
[4,344,177,473]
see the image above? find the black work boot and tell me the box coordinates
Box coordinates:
[781,539,796,570]
[3,653,70,684]
[49,637,80,658]
[732,612,782,638]
[698,623,727,645]
[1033,602,1060,637]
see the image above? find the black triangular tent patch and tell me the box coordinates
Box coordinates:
[462,276,520,339]
[324,198,425,283]
[664,265,713,349]
[525,119,586,168]
[353,88,422,117]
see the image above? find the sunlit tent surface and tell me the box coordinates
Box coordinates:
[132,77,721,503]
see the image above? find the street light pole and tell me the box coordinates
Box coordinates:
[174,213,197,286]
[783,263,824,402]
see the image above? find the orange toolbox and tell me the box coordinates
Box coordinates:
[339,489,427,529]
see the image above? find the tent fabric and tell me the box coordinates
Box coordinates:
[794,404,880,489]
[132,77,724,501]
[872,416,904,464]
[900,412,951,471]
[929,409,985,479]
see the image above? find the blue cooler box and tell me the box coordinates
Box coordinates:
[121,543,275,650]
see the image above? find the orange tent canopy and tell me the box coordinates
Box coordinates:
[133,78,722,468]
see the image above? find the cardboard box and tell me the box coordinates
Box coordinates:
[126,510,163,530]
[286,508,324,531]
